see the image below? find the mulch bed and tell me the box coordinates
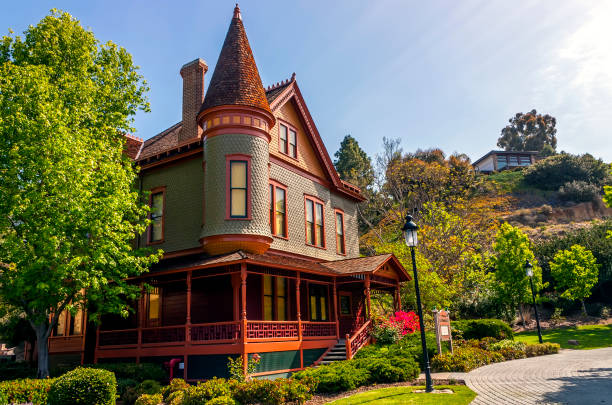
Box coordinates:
[305,379,464,405]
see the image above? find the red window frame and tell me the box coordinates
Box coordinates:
[148,186,166,245]
[339,291,353,316]
[334,208,346,255]
[278,121,298,159]
[269,180,288,239]
[304,195,326,248]
[225,154,252,220]
[262,275,289,321]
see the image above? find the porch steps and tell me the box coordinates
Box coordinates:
[319,339,347,365]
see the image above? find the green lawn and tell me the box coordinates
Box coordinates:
[327,385,476,405]
[515,324,612,349]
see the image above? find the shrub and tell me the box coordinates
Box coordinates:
[135,393,163,405]
[452,319,513,340]
[292,361,369,394]
[431,347,504,372]
[182,377,232,405]
[0,378,54,405]
[91,362,166,383]
[161,378,189,401]
[523,153,609,191]
[117,378,138,398]
[525,343,560,357]
[558,180,600,202]
[0,362,36,381]
[281,378,313,404]
[488,339,526,352]
[122,380,163,405]
[360,358,403,383]
[233,379,286,405]
[206,395,236,405]
[48,367,116,405]
[371,320,401,344]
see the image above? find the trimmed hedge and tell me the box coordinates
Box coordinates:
[0,378,54,405]
[292,356,419,394]
[526,343,560,357]
[452,319,513,340]
[47,367,116,405]
[431,347,505,372]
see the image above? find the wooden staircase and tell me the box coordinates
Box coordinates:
[319,339,347,365]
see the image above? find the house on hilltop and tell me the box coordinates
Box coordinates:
[473,150,540,173]
[47,5,409,380]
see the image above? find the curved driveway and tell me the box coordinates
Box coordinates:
[464,347,612,404]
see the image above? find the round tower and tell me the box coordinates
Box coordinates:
[198,5,275,255]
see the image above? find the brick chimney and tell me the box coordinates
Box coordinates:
[179,58,208,143]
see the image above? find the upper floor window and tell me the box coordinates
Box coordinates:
[335,210,346,255]
[269,182,288,238]
[279,123,297,159]
[149,187,165,244]
[226,155,251,219]
[305,196,325,248]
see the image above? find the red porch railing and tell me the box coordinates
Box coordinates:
[98,329,139,346]
[301,321,336,338]
[141,325,185,344]
[345,319,372,359]
[246,321,299,340]
[48,335,84,353]
[190,321,240,343]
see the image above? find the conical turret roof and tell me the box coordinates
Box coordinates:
[200,5,271,114]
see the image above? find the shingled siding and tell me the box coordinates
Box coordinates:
[269,163,359,260]
[140,157,203,252]
[201,134,270,238]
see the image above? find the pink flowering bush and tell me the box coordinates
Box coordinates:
[372,311,420,344]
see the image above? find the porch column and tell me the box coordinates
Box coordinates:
[396,281,402,311]
[137,282,144,363]
[365,274,371,320]
[333,278,339,339]
[184,272,192,379]
[231,273,241,322]
[296,272,302,341]
[240,263,248,375]
[296,272,303,369]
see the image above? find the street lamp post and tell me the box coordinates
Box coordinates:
[525,259,543,344]
[402,215,433,393]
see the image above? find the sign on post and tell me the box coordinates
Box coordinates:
[433,309,453,354]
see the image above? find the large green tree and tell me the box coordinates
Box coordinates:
[0,10,159,377]
[497,109,557,152]
[334,134,374,191]
[492,223,545,323]
[550,245,599,316]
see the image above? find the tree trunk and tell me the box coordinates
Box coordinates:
[581,300,587,317]
[518,305,526,327]
[34,324,50,378]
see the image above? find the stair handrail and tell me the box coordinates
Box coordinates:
[345,319,372,360]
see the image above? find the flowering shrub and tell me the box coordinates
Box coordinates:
[372,311,420,344]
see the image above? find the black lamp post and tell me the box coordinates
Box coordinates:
[402,215,433,393]
[525,259,543,344]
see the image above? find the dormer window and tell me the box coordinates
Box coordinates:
[279,122,297,159]
[148,187,165,244]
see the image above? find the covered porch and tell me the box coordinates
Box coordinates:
[91,252,409,379]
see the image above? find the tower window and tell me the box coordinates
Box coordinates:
[225,155,251,219]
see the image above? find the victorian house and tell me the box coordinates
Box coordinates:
[48,5,410,380]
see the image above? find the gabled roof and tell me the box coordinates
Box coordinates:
[265,75,365,201]
[138,122,182,161]
[200,5,270,115]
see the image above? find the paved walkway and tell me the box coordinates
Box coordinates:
[463,347,612,404]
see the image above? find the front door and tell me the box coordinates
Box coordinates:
[309,284,329,321]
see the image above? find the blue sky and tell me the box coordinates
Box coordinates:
[3,1,611,162]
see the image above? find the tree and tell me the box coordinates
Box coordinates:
[0,10,160,377]
[492,223,545,324]
[497,109,557,153]
[550,245,599,316]
[523,153,610,191]
[334,134,374,192]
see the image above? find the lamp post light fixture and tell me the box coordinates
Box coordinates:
[525,259,543,344]
[402,214,433,393]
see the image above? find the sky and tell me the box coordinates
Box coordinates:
[3,1,612,163]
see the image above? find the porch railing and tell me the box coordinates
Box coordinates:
[345,319,372,360]
[246,321,299,340]
[301,321,336,338]
[48,335,84,353]
[97,320,339,348]
[190,321,240,343]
